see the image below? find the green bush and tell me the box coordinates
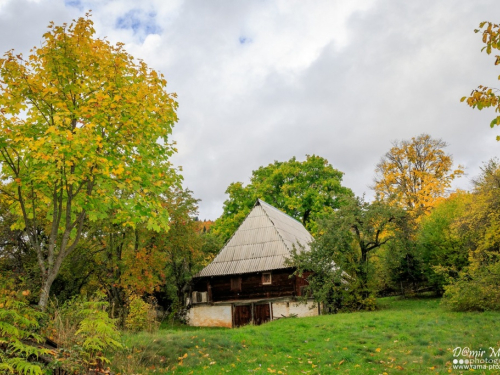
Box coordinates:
[124,294,159,332]
[0,280,49,374]
[442,262,500,311]
[48,294,122,373]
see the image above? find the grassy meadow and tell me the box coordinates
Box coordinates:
[110,297,500,374]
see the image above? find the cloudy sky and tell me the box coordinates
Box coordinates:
[1,0,499,219]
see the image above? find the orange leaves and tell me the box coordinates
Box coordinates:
[120,247,166,295]
[177,353,189,366]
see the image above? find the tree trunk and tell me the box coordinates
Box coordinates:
[38,283,51,311]
[38,271,58,311]
[360,247,369,299]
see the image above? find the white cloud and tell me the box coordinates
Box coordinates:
[1,0,499,219]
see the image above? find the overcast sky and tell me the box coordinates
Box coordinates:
[1,0,499,219]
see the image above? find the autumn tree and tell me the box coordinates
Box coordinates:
[213,155,353,242]
[443,159,500,310]
[0,15,180,310]
[75,188,212,323]
[154,188,211,316]
[373,134,463,217]
[461,21,500,141]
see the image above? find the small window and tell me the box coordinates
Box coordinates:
[231,277,242,291]
[262,272,272,285]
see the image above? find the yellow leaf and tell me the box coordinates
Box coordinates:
[45,125,57,134]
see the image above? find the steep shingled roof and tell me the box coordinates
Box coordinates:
[196,199,313,277]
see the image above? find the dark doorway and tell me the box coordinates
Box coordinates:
[254,304,270,325]
[234,305,252,327]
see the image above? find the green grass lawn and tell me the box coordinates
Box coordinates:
[111,297,500,374]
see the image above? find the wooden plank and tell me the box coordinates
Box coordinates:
[233,305,252,327]
[207,281,212,302]
[205,269,298,302]
[254,304,270,325]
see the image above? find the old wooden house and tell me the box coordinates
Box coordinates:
[188,199,319,328]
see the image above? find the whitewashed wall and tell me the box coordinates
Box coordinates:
[188,305,232,328]
[272,300,319,319]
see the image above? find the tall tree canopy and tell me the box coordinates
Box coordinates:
[0,15,180,309]
[373,134,463,216]
[461,21,500,141]
[212,155,353,242]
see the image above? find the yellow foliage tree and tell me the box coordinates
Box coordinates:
[457,159,500,269]
[373,134,463,217]
[0,14,180,310]
[461,21,500,141]
[442,160,500,311]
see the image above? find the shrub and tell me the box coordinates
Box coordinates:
[442,262,500,311]
[0,279,49,374]
[48,294,122,373]
[124,294,159,332]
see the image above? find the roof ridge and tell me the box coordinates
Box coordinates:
[257,199,292,253]
[257,198,303,225]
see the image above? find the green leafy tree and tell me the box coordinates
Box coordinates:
[416,191,471,294]
[213,155,353,242]
[141,188,218,321]
[292,196,405,311]
[0,15,179,310]
[461,22,500,140]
